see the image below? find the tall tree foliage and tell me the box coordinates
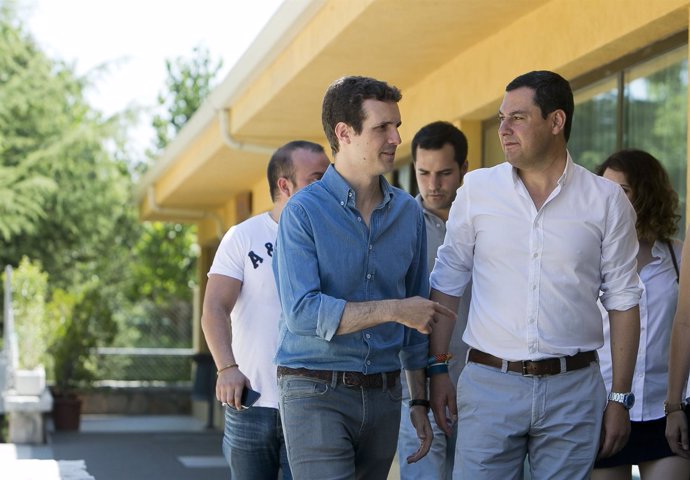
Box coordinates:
[0,5,57,240]
[152,45,223,152]
[0,4,138,290]
[129,46,223,308]
[0,5,223,364]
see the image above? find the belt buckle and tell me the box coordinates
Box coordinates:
[342,372,360,387]
[521,361,534,376]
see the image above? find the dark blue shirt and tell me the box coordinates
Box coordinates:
[273,165,429,373]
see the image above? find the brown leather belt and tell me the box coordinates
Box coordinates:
[277,366,399,389]
[467,349,597,376]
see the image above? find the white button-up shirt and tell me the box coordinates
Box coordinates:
[430,153,641,361]
[599,240,682,420]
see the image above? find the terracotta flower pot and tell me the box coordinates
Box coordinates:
[52,392,82,431]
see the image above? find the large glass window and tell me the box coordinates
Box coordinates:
[623,48,688,230]
[569,46,688,235]
[569,77,618,172]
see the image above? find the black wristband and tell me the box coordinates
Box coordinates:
[408,399,430,409]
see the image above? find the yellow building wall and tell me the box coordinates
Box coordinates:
[400,0,690,135]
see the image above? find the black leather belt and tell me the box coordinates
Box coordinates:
[277,366,399,388]
[468,348,597,376]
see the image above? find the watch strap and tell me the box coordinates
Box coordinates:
[409,399,430,410]
[664,401,685,416]
[608,391,634,409]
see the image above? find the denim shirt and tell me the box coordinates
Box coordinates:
[273,165,429,373]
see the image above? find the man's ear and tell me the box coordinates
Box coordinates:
[460,161,469,177]
[551,110,566,135]
[277,177,291,198]
[334,122,352,146]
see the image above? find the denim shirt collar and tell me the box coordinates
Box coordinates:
[321,164,394,209]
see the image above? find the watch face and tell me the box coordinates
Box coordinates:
[624,392,635,409]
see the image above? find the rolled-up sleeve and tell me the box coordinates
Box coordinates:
[273,202,345,340]
[599,188,642,311]
[430,182,474,297]
[400,329,428,370]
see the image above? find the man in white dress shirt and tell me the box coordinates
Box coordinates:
[428,70,642,479]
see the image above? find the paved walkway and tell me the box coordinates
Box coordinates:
[2,415,227,480]
[1,415,642,479]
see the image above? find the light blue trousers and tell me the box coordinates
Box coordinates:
[455,361,606,480]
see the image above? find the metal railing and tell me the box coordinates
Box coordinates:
[93,347,196,386]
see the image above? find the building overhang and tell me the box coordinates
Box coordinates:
[137,0,690,235]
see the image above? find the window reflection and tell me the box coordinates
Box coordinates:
[624,48,688,232]
[570,77,619,173]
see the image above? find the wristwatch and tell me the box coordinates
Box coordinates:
[608,391,635,410]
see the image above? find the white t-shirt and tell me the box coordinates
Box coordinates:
[208,212,280,409]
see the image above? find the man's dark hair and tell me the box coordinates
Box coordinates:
[321,76,402,155]
[506,70,574,141]
[267,140,325,201]
[411,121,468,168]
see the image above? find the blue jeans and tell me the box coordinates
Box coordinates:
[222,405,291,480]
[278,373,402,480]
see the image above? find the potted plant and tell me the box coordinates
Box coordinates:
[9,257,50,396]
[47,286,117,430]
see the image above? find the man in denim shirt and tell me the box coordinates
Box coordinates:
[273,76,456,479]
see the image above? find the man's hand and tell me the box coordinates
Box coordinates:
[395,296,457,334]
[597,402,630,459]
[406,405,433,464]
[666,410,690,458]
[429,372,457,436]
[216,367,251,410]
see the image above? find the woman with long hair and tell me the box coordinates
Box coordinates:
[593,149,689,480]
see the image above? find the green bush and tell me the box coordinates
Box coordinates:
[8,257,50,369]
[46,287,118,393]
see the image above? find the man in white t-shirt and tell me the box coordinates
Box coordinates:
[201,140,330,479]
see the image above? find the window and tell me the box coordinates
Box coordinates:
[570,45,688,235]
[569,76,618,172]
[623,48,688,231]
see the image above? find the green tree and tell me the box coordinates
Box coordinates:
[129,45,222,307]
[0,7,222,381]
[0,4,139,290]
[0,163,55,240]
[0,4,58,240]
[151,44,223,152]
[116,46,222,354]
